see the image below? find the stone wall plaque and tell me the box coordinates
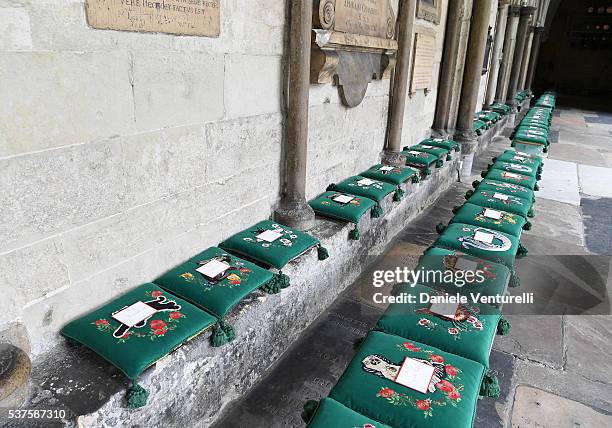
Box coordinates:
[416,0,442,25]
[410,30,436,92]
[86,0,221,37]
[312,0,398,107]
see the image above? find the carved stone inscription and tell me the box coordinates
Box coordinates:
[86,0,220,37]
[333,0,394,39]
[410,31,436,92]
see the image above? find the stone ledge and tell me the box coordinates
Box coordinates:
[7,158,463,428]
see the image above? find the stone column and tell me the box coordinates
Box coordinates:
[382,0,417,165]
[274,0,316,230]
[505,6,536,108]
[454,0,494,178]
[431,0,473,137]
[484,0,510,106]
[525,26,544,91]
[518,25,534,90]
[494,5,520,104]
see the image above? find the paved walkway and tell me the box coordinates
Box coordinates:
[212,106,612,428]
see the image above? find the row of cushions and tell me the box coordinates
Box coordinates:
[401,137,458,173]
[62,219,327,408]
[511,96,555,153]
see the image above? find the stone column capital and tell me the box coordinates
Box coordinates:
[498,0,511,8]
[532,26,545,34]
[508,5,521,16]
[520,5,537,16]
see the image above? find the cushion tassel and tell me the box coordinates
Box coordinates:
[534,183,539,191]
[454,146,460,152]
[317,244,329,261]
[411,174,420,184]
[260,276,281,294]
[543,146,549,153]
[452,205,461,214]
[480,371,501,398]
[472,180,481,189]
[480,171,488,178]
[349,225,360,241]
[393,188,405,202]
[371,203,383,218]
[517,243,528,258]
[511,141,516,147]
[465,190,474,200]
[435,223,446,234]
[325,183,336,191]
[219,319,236,342]
[423,167,431,176]
[210,322,229,347]
[301,400,319,423]
[527,208,535,218]
[523,220,532,231]
[126,382,149,409]
[276,271,290,289]
[435,159,444,168]
[497,318,512,336]
[446,154,452,161]
[509,272,521,288]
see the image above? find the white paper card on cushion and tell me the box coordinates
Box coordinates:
[420,144,434,149]
[357,178,375,186]
[493,193,509,201]
[379,166,394,171]
[429,302,459,320]
[474,231,494,244]
[408,150,422,155]
[433,138,443,142]
[196,259,230,279]
[505,172,521,179]
[454,257,479,272]
[516,151,531,157]
[394,357,436,394]
[512,156,526,161]
[484,208,503,219]
[112,301,156,327]
[333,194,354,204]
[256,230,283,243]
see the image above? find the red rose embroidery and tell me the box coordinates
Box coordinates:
[150,320,166,330]
[416,399,430,410]
[418,318,430,326]
[121,332,130,339]
[430,354,444,363]
[445,365,458,376]
[378,387,395,398]
[169,312,183,320]
[436,380,454,392]
[151,290,163,298]
[403,342,421,352]
[239,268,251,273]
[154,328,167,336]
[448,327,459,335]
[95,319,109,326]
[363,425,376,428]
[448,389,461,400]
[230,280,240,285]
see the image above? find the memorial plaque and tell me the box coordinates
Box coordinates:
[86,0,220,37]
[332,0,394,39]
[410,30,436,92]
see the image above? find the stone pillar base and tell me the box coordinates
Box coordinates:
[454,129,478,180]
[380,150,406,167]
[274,197,316,231]
[430,128,453,139]
[0,343,31,408]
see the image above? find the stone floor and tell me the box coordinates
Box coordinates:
[212,105,612,428]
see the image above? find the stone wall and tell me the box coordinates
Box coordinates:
[0,0,455,358]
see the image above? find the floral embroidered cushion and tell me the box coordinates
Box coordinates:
[473,179,535,204]
[516,123,549,134]
[219,220,322,270]
[493,151,543,170]
[466,189,533,218]
[487,103,511,115]
[360,164,420,186]
[489,161,540,179]
[418,137,460,153]
[432,223,522,272]
[376,283,503,368]
[61,283,217,385]
[483,168,538,191]
[473,119,488,135]
[153,247,275,320]
[419,246,512,296]
[329,330,485,428]
[476,110,501,124]
[309,191,377,224]
[400,149,439,174]
[305,398,391,428]
[449,203,527,237]
[410,144,451,161]
[513,131,549,146]
[330,176,397,203]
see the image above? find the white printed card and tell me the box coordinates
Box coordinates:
[196,259,230,279]
[394,357,436,394]
[112,302,156,327]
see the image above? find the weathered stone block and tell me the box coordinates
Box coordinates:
[0,7,32,50]
[0,51,133,157]
[0,139,125,253]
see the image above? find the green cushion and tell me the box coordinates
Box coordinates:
[487,103,511,115]
[473,119,487,135]
[467,188,533,218]
[153,247,274,319]
[360,164,420,186]
[376,283,501,367]
[419,247,510,303]
[474,179,535,204]
[490,161,539,179]
[61,283,216,380]
[494,151,543,169]
[219,219,320,270]
[411,144,449,160]
[400,149,439,171]
[309,191,376,223]
[329,330,485,428]
[306,398,391,428]
[516,126,548,136]
[476,111,500,123]
[433,223,520,270]
[450,202,526,237]
[484,168,538,191]
[331,176,397,203]
[420,137,460,152]
[514,132,548,146]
